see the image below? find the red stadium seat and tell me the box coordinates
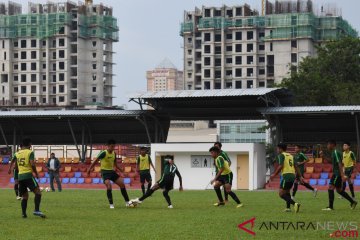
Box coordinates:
[72,167,79,172]
[311,173,321,179]
[323,165,332,173]
[85,178,92,184]
[96,173,102,178]
[80,167,87,172]
[81,172,88,178]
[305,167,314,174]
[67,172,75,178]
[314,167,322,173]
[59,167,65,172]
[303,173,312,179]
[60,172,67,178]
[90,172,97,178]
[328,173,333,179]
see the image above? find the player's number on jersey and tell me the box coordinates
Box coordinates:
[18,158,25,166]
[289,159,293,167]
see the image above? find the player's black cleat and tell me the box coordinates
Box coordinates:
[33,211,46,218]
[22,214,27,218]
[351,201,357,210]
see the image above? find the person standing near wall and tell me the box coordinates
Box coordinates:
[46,153,62,192]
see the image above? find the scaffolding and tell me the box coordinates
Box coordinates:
[78,15,119,41]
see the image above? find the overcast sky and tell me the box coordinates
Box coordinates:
[34,0,360,108]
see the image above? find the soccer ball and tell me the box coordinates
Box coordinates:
[127,200,137,208]
[40,187,44,192]
[45,187,50,192]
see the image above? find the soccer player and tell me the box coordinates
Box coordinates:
[292,145,318,199]
[87,139,132,209]
[214,142,231,202]
[13,138,45,218]
[209,146,243,208]
[132,157,183,208]
[270,143,301,213]
[8,154,21,200]
[322,140,357,211]
[342,142,356,199]
[137,147,156,195]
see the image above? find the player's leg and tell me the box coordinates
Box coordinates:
[49,172,55,191]
[14,179,20,198]
[104,179,114,207]
[292,178,298,198]
[225,183,242,206]
[18,180,28,218]
[223,186,228,202]
[323,176,336,210]
[163,189,172,207]
[335,176,357,209]
[139,183,160,201]
[146,172,152,194]
[54,172,62,192]
[140,172,146,195]
[113,176,131,204]
[29,178,45,218]
[213,181,225,206]
[346,168,355,198]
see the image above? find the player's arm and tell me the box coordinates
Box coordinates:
[270,155,284,180]
[298,153,309,165]
[136,156,140,171]
[175,169,183,191]
[211,158,224,184]
[336,153,347,181]
[294,164,304,183]
[7,154,16,174]
[30,152,38,179]
[148,156,156,173]
[87,151,104,175]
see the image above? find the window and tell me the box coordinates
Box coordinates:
[226,57,232,64]
[226,9,233,17]
[92,64,96,70]
[235,81,242,89]
[235,32,242,40]
[204,57,211,66]
[21,40,26,48]
[215,58,221,67]
[247,56,253,64]
[42,75,46,81]
[59,50,65,58]
[21,86,26,94]
[204,81,210,90]
[31,51,36,59]
[30,63,36,70]
[43,64,46,69]
[59,38,65,47]
[214,81,221,89]
[4,51,6,60]
[235,68,242,77]
[31,74,36,82]
[52,98,56,104]
[92,41,97,47]
[21,51,26,59]
[31,40,36,48]
[247,68,253,77]
[59,96,65,102]
[59,73,65,81]
[59,27,65,34]
[59,62,65,70]
[226,70,232,76]
[42,98,46,104]
[235,56,242,65]
[259,81,265,87]
[53,52,56,59]
[204,9,211,17]
[226,45,232,52]
[92,87,96,92]
[43,52,46,58]
[204,45,211,53]
[235,44,242,52]
[42,87,46,92]
[14,87,18,93]
[42,40,46,47]
[259,45,265,51]
[21,63,26,71]
[21,97,26,105]
[214,46,221,54]
[14,75,18,81]
[14,64,18,70]
[214,9,221,17]
[53,63,56,71]
[92,52,96,58]
[247,80,253,89]
[187,37,192,43]
[204,33,211,42]
[225,82,232,89]
[14,52,18,59]
[259,56,265,63]
[259,32,265,39]
[247,31,253,40]
[214,34,221,42]
[270,42,273,51]
[291,40,297,48]
[247,44,253,52]
[52,75,56,82]
[204,69,211,78]
[291,53,297,63]
[259,69,265,75]
[226,33,232,40]
[92,74,96,81]
[31,86,36,94]
[235,7,242,16]
[59,85,65,93]
[52,86,56,94]
[14,41,18,47]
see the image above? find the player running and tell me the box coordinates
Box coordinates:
[291,145,317,200]
[270,143,301,213]
[132,157,183,208]
[87,139,133,209]
[322,140,357,211]
[209,146,243,208]
[214,142,231,202]
[342,142,356,199]
[8,153,21,200]
[137,147,156,195]
[13,138,45,218]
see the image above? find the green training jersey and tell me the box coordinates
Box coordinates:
[331,149,342,175]
[294,152,307,174]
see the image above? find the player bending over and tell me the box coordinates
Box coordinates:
[137,147,156,195]
[209,146,243,208]
[87,139,133,208]
[292,145,317,199]
[270,143,301,213]
[322,140,357,211]
[13,138,45,218]
[132,157,183,208]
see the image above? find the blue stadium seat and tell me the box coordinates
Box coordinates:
[356,174,360,180]
[320,173,328,179]
[123,178,131,184]
[354,180,360,186]
[10,177,14,183]
[326,179,331,185]
[46,178,50,183]
[70,178,77,184]
[45,172,49,178]
[62,178,69,184]
[317,179,326,186]
[2,157,9,164]
[77,178,84,184]
[40,178,47,184]
[92,178,100,184]
[74,172,81,178]
[309,179,317,185]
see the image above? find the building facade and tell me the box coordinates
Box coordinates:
[0,0,118,107]
[146,58,183,92]
[217,120,268,143]
[180,0,357,90]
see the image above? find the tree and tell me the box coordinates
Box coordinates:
[280,37,360,105]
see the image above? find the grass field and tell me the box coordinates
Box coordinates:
[1,189,358,240]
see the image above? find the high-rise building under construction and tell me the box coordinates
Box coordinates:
[180,0,357,90]
[0,0,118,107]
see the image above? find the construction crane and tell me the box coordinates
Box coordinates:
[261,0,265,16]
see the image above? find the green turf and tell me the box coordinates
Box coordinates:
[0,189,358,240]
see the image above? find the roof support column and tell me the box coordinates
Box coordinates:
[81,126,87,163]
[67,119,82,161]
[0,124,9,148]
[355,113,360,158]
[12,127,16,156]
[137,116,152,144]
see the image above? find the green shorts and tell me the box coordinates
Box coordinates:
[140,170,152,183]
[280,174,295,190]
[101,170,119,183]
[344,167,353,178]
[329,175,342,188]
[19,177,38,196]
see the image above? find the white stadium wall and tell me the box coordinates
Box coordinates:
[150,143,266,190]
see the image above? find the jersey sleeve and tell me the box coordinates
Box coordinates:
[300,153,308,161]
[217,157,224,168]
[148,156,152,163]
[350,152,356,161]
[277,154,285,165]
[29,151,35,161]
[334,151,342,163]
[97,151,106,160]
[12,153,17,161]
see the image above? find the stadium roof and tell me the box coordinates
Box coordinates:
[130,88,292,120]
[0,110,170,145]
[259,106,360,114]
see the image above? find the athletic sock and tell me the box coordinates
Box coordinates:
[328,189,334,209]
[21,199,28,215]
[107,190,113,204]
[223,187,228,200]
[139,188,154,201]
[281,193,295,206]
[14,184,19,197]
[349,184,355,198]
[120,188,129,202]
[228,191,241,204]
[286,193,291,208]
[342,182,347,192]
[163,191,172,206]
[292,182,298,197]
[338,191,354,204]
[303,182,314,191]
[34,194,41,212]
[214,187,224,202]
[141,184,145,195]
[147,183,152,193]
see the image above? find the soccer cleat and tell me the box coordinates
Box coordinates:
[16,196,22,200]
[33,211,46,218]
[313,188,318,197]
[131,198,142,204]
[350,201,357,210]
[283,208,291,212]
[236,203,244,208]
[294,203,301,213]
[22,214,27,218]
[168,205,173,209]
[109,204,114,209]
[322,207,334,211]
[213,202,225,207]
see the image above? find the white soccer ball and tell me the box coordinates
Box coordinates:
[45,187,50,192]
[127,200,137,208]
[40,187,44,192]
